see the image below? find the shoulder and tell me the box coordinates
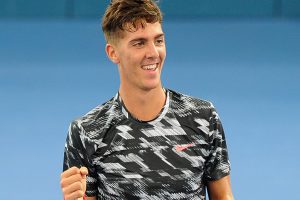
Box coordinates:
[168,89,216,118]
[70,94,124,139]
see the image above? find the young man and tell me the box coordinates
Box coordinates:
[60,0,234,199]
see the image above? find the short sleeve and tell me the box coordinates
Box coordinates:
[63,121,98,197]
[204,106,231,182]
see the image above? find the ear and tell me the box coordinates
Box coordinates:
[105,43,120,64]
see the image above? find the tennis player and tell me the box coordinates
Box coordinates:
[60,0,234,199]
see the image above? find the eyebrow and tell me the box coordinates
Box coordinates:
[129,33,165,44]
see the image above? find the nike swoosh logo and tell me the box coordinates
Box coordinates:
[175,143,194,152]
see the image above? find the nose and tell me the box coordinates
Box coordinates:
[145,42,159,59]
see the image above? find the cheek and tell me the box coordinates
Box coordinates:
[121,54,141,74]
[127,54,144,68]
[122,50,137,62]
[159,47,166,59]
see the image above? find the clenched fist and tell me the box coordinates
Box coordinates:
[61,166,88,200]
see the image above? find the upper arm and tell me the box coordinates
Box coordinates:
[207,175,234,200]
[64,121,99,196]
[204,106,231,181]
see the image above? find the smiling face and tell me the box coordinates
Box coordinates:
[106,22,166,92]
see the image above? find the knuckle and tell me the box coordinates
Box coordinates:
[60,179,66,188]
[64,194,70,200]
[72,166,80,173]
[69,166,79,174]
[62,188,67,195]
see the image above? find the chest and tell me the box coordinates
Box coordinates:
[93,121,210,180]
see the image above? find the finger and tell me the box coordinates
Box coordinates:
[64,189,85,200]
[62,181,83,196]
[61,173,83,189]
[80,167,88,176]
[61,166,80,179]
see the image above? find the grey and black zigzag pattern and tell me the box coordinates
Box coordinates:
[63,89,230,199]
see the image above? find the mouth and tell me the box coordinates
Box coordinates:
[141,63,158,71]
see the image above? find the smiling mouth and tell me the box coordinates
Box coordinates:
[141,64,158,71]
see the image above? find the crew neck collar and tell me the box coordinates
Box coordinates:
[115,88,170,125]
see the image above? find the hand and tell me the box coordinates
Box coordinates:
[61,166,88,200]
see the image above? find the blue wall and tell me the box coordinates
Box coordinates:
[0,0,300,19]
[1,19,300,199]
[1,1,300,200]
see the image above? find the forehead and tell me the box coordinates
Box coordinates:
[121,22,164,41]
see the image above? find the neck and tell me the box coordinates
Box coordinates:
[119,85,166,121]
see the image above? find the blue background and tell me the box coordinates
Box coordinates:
[1,0,300,18]
[0,1,300,199]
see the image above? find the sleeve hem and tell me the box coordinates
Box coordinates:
[206,170,231,182]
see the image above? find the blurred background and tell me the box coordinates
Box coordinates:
[0,0,299,199]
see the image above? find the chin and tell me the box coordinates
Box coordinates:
[141,82,161,91]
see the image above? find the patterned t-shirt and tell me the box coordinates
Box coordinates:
[63,89,230,200]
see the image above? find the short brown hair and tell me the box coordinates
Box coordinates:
[102,0,163,44]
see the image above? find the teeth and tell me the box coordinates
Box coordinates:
[142,64,157,70]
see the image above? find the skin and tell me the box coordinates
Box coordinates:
[208,176,234,200]
[106,22,167,121]
[108,22,166,91]
[60,167,90,200]
[60,22,234,200]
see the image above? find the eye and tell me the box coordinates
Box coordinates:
[133,41,145,47]
[155,38,165,45]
